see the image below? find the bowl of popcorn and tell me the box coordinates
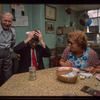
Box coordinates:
[56,67,79,83]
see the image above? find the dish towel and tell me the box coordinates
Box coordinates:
[32,49,38,70]
[79,73,93,78]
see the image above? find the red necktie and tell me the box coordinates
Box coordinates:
[32,49,38,70]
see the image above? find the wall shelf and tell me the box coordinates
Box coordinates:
[56,27,73,57]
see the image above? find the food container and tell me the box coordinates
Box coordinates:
[56,67,78,83]
[29,66,36,81]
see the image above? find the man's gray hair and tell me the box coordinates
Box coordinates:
[0,12,13,20]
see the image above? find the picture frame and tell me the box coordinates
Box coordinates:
[45,5,56,21]
[45,21,54,33]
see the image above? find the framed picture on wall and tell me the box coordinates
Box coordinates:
[45,5,56,21]
[45,21,54,33]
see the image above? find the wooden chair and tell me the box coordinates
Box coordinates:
[49,48,61,68]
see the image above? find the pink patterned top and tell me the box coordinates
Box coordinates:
[61,46,100,67]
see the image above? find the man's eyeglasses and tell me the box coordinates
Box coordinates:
[67,39,76,45]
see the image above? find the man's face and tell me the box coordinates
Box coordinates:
[29,40,39,49]
[1,15,13,30]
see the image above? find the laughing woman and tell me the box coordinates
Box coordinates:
[59,30,100,73]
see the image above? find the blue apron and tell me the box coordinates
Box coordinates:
[67,47,90,69]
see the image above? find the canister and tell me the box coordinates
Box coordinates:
[29,66,36,80]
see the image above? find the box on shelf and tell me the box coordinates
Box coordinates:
[56,27,63,34]
[57,27,73,34]
[63,27,73,34]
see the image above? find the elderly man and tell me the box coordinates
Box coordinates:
[13,30,51,73]
[0,12,16,84]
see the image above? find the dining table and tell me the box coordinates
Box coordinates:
[0,67,100,99]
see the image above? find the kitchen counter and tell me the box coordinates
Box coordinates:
[0,67,100,97]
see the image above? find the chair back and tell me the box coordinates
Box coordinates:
[49,48,60,67]
[50,48,58,59]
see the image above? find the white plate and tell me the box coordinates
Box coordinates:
[57,67,80,73]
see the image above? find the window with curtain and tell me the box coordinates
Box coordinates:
[87,9,100,43]
[87,9,100,33]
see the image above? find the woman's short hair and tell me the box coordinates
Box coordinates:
[68,30,87,50]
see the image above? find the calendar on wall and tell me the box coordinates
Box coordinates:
[11,4,28,26]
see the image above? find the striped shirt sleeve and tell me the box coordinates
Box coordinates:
[61,46,100,67]
[88,48,100,67]
[61,46,70,60]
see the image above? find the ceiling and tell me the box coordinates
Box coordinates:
[68,4,100,11]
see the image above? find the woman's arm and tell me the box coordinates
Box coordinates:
[59,46,72,67]
[59,58,72,67]
[59,58,66,66]
[84,65,100,73]
[86,48,100,73]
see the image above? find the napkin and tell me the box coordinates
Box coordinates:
[79,73,93,78]
[61,70,77,77]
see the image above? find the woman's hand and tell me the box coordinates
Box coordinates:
[84,67,96,75]
[64,60,73,67]
[60,58,73,67]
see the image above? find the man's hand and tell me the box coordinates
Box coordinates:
[27,31,36,41]
[24,31,36,44]
[17,54,20,61]
[35,30,46,48]
[35,30,43,43]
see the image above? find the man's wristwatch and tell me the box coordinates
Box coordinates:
[41,42,45,45]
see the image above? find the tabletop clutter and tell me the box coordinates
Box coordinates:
[56,66,99,83]
[28,66,100,83]
[0,67,100,96]
[56,67,78,83]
